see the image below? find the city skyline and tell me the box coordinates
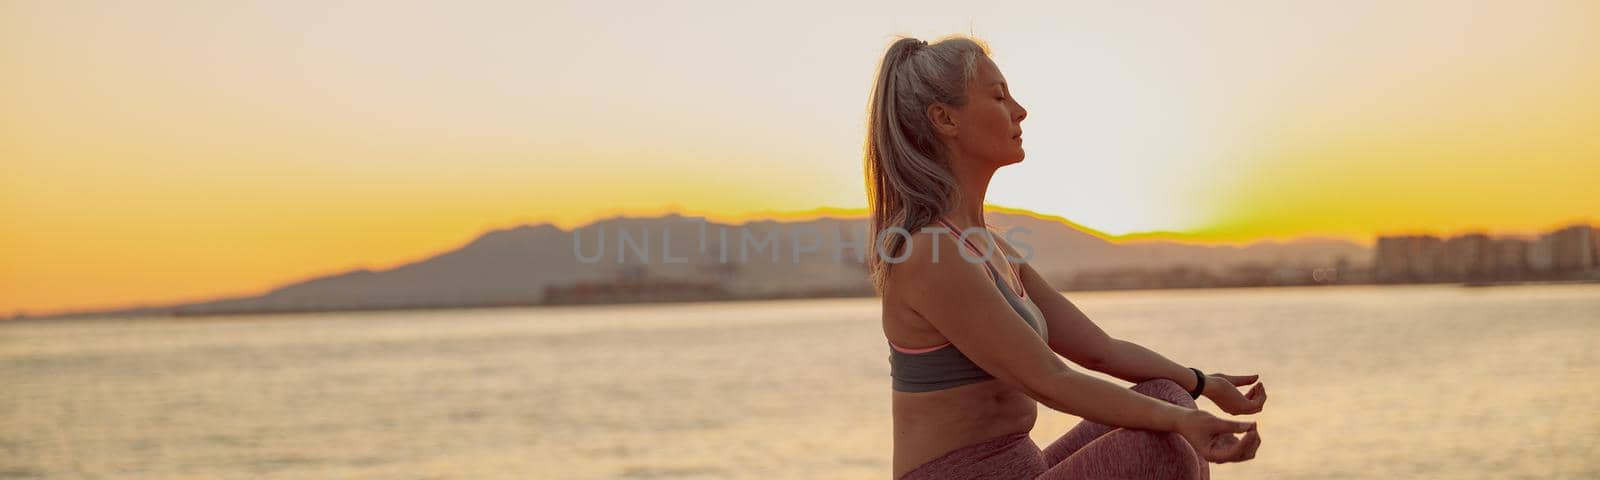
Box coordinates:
[7,208,1593,319]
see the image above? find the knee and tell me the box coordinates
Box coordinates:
[1148,432,1206,479]
[1152,432,1209,480]
[1104,429,1207,479]
[1132,378,1196,408]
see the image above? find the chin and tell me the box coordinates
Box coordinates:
[986,147,1026,167]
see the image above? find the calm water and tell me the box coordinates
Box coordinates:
[2,284,1597,479]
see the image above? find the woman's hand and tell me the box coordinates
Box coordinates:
[1202,373,1267,415]
[1175,409,1261,463]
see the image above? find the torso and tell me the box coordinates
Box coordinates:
[883,227,1038,479]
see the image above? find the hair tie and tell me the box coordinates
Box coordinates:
[906,38,928,54]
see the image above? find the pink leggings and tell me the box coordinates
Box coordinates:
[898,379,1208,480]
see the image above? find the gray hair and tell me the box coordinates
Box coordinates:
[863,35,991,294]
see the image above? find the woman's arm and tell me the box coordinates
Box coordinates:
[894,238,1263,463]
[992,237,1199,390]
[892,233,1191,432]
[1007,252,1268,415]
[1012,259,1200,388]
[895,233,1263,461]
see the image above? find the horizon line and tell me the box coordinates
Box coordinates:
[488,204,1588,246]
[13,205,1592,318]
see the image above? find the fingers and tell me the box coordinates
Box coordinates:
[1237,424,1261,461]
[1206,423,1261,463]
[1204,433,1238,462]
[1225,418,1256,433]
[1236,383,1265,414]
[1220,373,1259,386]
[1247,383,1268,410]
[1180,410,1264,464]
[1216,384,1265,415]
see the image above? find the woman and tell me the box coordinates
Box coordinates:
[866,35,1269,479]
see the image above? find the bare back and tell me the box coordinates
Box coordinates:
[882,229,1040,479]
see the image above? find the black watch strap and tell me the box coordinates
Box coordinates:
[1187,367,1206,399]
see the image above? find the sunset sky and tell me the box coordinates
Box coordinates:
[3,0,1597,315]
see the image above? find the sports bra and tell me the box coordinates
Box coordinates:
[887,217,1049,393]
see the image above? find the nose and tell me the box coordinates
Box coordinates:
[1014,101,1027,123]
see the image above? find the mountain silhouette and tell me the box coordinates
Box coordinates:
[34,212,1371,319]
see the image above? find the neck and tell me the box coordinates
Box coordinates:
[946,156,996,229]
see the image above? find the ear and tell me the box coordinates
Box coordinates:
[926,102,959,138]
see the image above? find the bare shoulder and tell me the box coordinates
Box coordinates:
[884,227,984,305]
[883,227,1068,396]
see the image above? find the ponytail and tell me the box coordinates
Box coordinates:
[863,35,990,294]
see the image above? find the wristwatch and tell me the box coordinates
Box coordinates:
[1187,367,1206,399]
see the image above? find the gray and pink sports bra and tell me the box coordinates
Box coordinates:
[887,217,1049,393]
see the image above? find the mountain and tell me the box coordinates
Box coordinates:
[34,211,1372,319]
[985,213,1370,280]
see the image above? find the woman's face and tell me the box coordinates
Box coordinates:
[940,55,1028,167]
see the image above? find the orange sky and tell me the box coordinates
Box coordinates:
[3,1,1597,316]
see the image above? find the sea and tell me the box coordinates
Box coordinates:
[2,284,1596,479]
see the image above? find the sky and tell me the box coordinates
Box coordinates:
[3,0,1597,315]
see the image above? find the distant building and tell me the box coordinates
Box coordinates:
[1545,225,1596,271]
[1488,237,1530,279]
[1528,234,1555,273]
[1375,223,1597,284]
[1593,226,1600,270]
[1441,233,1494,281]
[1374,235,1444,283]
